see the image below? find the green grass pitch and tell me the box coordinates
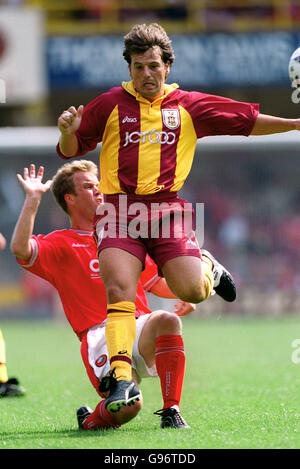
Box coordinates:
[1,315,300,449]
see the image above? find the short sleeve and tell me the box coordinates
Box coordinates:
[180,91,260,138]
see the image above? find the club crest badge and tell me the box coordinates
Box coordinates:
[162,109,180,130]
[95,354,107,367]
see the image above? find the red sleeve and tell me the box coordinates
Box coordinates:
[139,255,160,292]
[56,88,121,159]
[179,90,259,138]
[16,235,59,286]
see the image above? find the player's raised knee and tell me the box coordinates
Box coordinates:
[178,283,208,304]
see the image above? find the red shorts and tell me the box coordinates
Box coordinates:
[94,193,201,274]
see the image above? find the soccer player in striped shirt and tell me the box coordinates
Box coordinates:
[11,161,195,429]
[56,22,297,413]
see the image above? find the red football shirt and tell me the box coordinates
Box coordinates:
[17,229,158,340]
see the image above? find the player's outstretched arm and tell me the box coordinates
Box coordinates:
[149,276,177,299]
[251,113,299,135]
[10,164,52,261]
[58,105,84,157]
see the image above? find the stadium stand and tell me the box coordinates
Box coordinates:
[24,0,300,34]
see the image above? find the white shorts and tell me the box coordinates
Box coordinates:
[83,314,158,387]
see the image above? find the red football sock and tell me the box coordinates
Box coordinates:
[83,400,120,430]
[155,334,185,410]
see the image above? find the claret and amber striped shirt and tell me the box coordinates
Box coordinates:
[57,81,259,195]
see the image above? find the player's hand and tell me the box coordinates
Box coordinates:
[58,105,84,135]
[174,299,196,316]
[17,164,53,199]
[0,232,6,251]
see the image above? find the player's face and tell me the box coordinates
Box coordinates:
[71,171,102,217]
[128,47,170,101]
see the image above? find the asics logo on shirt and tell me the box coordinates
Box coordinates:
[122,116,137,123]
[123,129,176,147]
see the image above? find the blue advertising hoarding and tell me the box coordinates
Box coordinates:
[47,31,300,89]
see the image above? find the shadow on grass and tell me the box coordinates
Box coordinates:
[0,428,116,441]
[0,424,146,443]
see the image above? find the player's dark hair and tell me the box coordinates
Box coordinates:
[51,160,98,214]
[123,23,175,66]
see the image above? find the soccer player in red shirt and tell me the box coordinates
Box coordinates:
[56,22,299,413]
[11,161,194,429]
